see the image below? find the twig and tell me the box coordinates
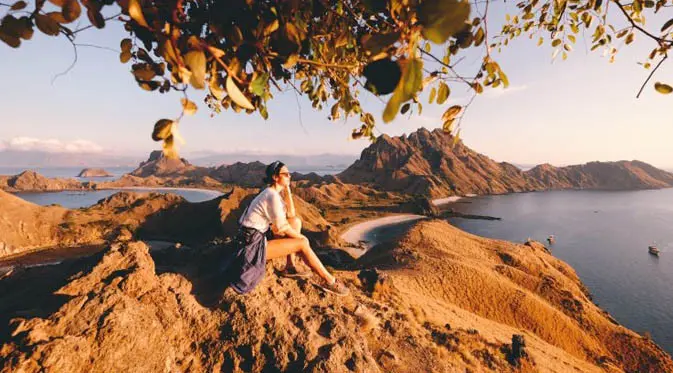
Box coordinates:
[417,48,473,86]
[206,45,246,85]
[286,79,309,135]
[51,39,78,85]
[72,12,122,34]
[296,58,358,70]
[636,55,667,98]
[74,43,118,53]
[613,0,673,46]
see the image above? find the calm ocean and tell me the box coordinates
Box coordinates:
[447,189,673,354]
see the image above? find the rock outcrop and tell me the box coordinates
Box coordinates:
[1,221,671,372]
[0,188,334,259]
[130,150,204,177]
[338,129,543,198]
[527,160,673,190]
[77,168,112,177]
[0,171,88,192]
[338,128,673,197]
[210,161,267,187]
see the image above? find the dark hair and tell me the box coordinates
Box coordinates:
[263,160,285,185]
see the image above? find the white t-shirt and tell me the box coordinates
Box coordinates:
[239,187,290,233]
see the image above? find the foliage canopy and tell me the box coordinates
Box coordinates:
[2,0,672,157]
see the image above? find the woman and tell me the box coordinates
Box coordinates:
[229,161,349,296]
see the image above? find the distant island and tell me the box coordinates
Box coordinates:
[77,168,112,177]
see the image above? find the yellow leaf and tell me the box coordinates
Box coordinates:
[226,75,255,110]
[181,98,198,115]
[442,105,462,121]
[209,75,225,100]
[184,50,206,89]
[654,82,673,94]
[129,0,149,28]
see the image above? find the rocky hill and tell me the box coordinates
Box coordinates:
[337,128,673,197]
[0,171,89,192]
[77,168,112,177]
[130,150,205,178]
[337,128,543,198]
[528,160,673,190]
[1,220,670,372]
[0,188,335,259]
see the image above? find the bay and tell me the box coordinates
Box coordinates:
[447,189,673,354]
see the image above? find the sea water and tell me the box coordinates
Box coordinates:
[447,189,673,354]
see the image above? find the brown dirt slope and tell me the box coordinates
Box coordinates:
[0,188,333,259]
[0,190,68,256]
[2,220,671,372]
[357,220,672,372]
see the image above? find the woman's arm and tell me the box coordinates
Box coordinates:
[284,184,297,219]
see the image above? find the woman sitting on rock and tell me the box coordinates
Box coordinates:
[229,161,349,296]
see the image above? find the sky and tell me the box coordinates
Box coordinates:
[1,2,672,169]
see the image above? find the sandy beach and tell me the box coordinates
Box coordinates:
[431,195,463,205]
[115,186,224,199]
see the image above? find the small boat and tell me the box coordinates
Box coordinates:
[648,245,660,256]
[547,235,556,244]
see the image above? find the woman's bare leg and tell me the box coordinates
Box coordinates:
[286,217,302,269]
[267,237,334,283]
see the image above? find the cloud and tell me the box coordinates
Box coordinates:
[483,84,528,98]
[1,137,104,153]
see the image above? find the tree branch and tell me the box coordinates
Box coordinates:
[636,55,667,98]
[72,12,122,34]
[51,39,78,85]
[613,0,673,46]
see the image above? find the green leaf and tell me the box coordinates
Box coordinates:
[250,73,268,96]
[402,58,423,98]
[383,89,403,123]
[437,82,450,104]
[418,0,471,44]
[184,50,206,89]
[429,87,437,104]
[654,82,673,94]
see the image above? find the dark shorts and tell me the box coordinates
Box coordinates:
[229,226,267,294]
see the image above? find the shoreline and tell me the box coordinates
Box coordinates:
[112,186,224,198]
[339,194,480,258]
[339,214,426,258]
